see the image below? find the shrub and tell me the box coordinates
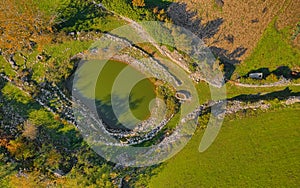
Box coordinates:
[102,0,155,21]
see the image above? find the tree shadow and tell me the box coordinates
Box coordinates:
[273,66,300,79]
[244,66,300,80]
[223,62,236,80]
[167,2,247,80]
[228,87,300,103]
[209,45,247,79]
[0,77,42,170]
[145,0,173,9]
[54,0,108,32]
[167,3,223,39]
[95,94,146,131]
[0,77,40,136]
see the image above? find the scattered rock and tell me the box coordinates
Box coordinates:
[251,18,259,23]
[215,0,224,7]
[36,55,43,61]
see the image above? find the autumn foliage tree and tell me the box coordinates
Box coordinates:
[0,0,53,57]
[22,120,37,140]
[132,0,145,7]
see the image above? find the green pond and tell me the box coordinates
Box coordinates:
[95,61,156,128]
[76,60,156,129]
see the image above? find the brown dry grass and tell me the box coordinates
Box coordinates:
[168,0,299,61]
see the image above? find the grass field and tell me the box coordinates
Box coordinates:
[195,81,300,104]
[225,83,300,99]
[37,0,127,32]
[149,105,300,187]
[36,0,61,15]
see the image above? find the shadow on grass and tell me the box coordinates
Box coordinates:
[244,66,300,80]
[0,77,41,136]
[145,0,173,9]
[167,2,247,80]
[273,66,300,79]
[228,87,300,102]
[54,0,108,32]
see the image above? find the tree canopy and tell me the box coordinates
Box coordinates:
[0,0,53,56]
[132,0,146,7]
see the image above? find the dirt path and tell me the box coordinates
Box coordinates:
[228,80,300,88]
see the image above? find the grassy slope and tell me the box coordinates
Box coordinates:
[149,105,300,187]
[35,0,61,15]
[37,0,127,32]
[196,81,300,103]
[234,19,300,77]
[2,0,299,187]
[225,84,300,99]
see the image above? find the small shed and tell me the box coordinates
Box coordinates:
[53,169,64,178]
[249,73,263,79]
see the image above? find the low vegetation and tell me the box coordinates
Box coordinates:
[0,0,299,187]
[233,19,300,81]
[148,104,300,187]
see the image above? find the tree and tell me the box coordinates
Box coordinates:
[132,0,145,7]
[153,7,159,14]
[171,26,193,53]
[0,0,53,57]
[6,138,35,161]
[22,121,37,140]
[55,0,108,32]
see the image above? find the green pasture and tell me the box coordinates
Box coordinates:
[149,105,300,187]
[234,19,300,78]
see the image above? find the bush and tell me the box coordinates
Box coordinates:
[55,0,108,32]
[102,0,155,21]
